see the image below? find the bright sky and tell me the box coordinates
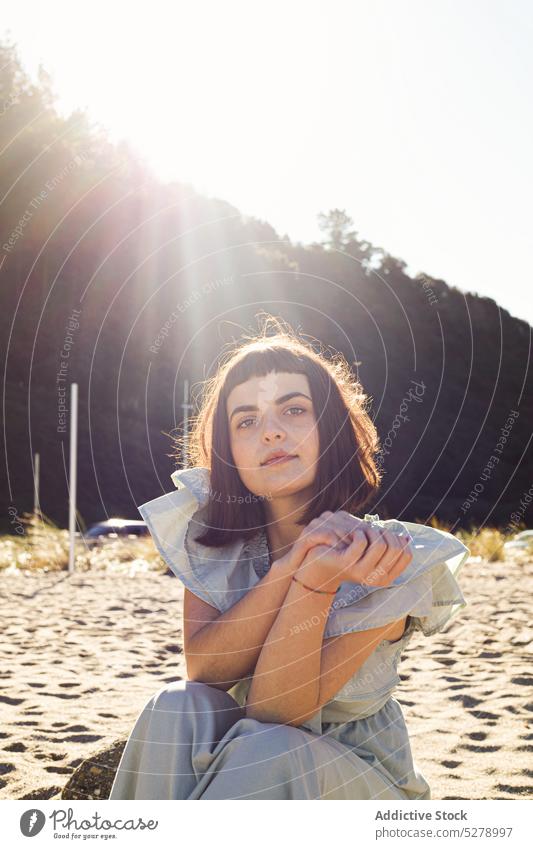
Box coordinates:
[2,0,532,325]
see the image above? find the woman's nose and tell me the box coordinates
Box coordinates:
[263,429,284,441]
[261,414,285,441]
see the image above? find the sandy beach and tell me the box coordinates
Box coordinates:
[1,555,532,800]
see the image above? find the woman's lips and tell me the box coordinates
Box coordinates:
[262,454,297,467]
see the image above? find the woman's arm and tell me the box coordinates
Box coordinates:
[245,560,334,722]
[184,553,299,689]
[245,532,412,726]
[184,518,346,689]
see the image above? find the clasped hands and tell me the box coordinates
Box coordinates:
[284,510,413,595]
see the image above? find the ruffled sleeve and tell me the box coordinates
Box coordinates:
[139,472,470,637]
[137,467,258,611]
[323,515,470,638]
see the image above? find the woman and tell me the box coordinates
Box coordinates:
[109,319,469,800]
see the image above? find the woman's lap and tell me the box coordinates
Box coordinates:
[110,680,407,800]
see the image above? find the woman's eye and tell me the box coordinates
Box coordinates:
[236,407,306,430]
[237,417,256,430]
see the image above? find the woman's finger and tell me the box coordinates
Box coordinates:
[288,527,343,568]
[379,547,413,586]
[380,529,409,568]
[363,546,413,587]
[305,518,349,549]
[316,510,370,547]
[357,525,388,569]
[341,528,390,585]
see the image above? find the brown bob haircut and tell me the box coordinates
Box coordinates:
[175,315,382,547]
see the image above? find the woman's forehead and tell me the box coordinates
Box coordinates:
[226,371,311,408]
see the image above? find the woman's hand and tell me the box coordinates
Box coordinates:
[294,512,413,593]
[281,510,370,572]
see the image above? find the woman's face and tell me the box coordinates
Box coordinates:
[226,370,320,500]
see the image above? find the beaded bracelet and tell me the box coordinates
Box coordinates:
[291,574,337,595]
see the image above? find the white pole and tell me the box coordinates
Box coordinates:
[68,383,78,573]
[181,379,193,468]
[33,452,40,518]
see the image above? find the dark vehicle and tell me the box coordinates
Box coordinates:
[503,529,533,552]
[83,519,149,546]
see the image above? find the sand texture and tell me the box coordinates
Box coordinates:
[1,557,531,800]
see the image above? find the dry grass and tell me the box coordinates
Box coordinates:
[455,527,508,562]
[0,511,166,575]
[1,511,531,575]
[409,515,530,563]
[428,516,533,563]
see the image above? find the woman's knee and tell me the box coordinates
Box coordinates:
[151,679,240,717]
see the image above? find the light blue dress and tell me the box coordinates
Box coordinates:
[109,467,470,800]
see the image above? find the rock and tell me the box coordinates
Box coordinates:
[61,739,126,800]
[20,785,63,800]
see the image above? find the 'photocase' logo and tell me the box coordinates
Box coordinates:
[20,809,46,837]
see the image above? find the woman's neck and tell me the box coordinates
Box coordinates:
[263,496,308,563]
